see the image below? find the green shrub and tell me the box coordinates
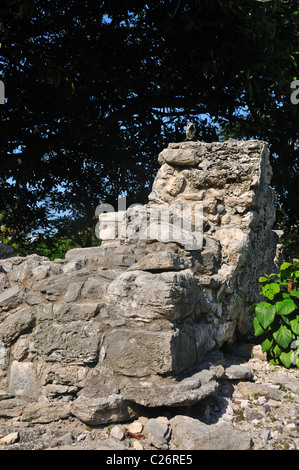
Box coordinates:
[250,259,299,368]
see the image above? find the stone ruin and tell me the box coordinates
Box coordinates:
[0,139,281,426]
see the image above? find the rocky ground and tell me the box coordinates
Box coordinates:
[0,342,298,451]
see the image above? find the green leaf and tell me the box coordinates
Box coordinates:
[290,316,299,335]
[255,302,276,329]
[281,314,291,326]
[261,282,280,300]
[276,298,297,316]
[273,326,293,349]
[280,262,292,271]
[261,337,273,353]
[290,290,299,299]
[271,344,282,358]
[253,317,264,337]
[279,351,294,369]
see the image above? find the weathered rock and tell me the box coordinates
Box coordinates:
[0,285,23,312]
[71,394,136,426]
[0,139,280,428]
[170,415,253,450]
[21,401,72,423]
[127,251,191,272]
[9,361,38,399]
[121,371,219,407]
[235,382,284,401]
[105,269,199,322]
[224,365,253,380]
[32,320,101,364]
[110,425,125,441]
[0,307,35,345]
[145,418,171,449]
[0,431,19,445]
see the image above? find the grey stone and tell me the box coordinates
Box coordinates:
[56,432,75,446]
[81,277,109,299]
[62,261,82,273]
[260,428,271,442]
[24,292,44,305]
[32,265,51,280]
[110,425,125,441]
[0,307,35,345]
[9,361,38,399]
[21,401,72,423]
[0,397,28,418]
[104,327,197,377]
[32,320,101,364]
[52,302,101,321]
[243,407,263,421]
[170,415,253,450]
[0,285,23,311]
[0,431,19,445]
[64,282,83,302]
[121,372,218,407]
[106,269,199,322]
[127,251,191,272]
[33,269,92,296]
[236,382,284,401]
[224,365,253,380]
[158,148,200,166]
[71,394,136,426]
[145,418,171,449]
[271,373,299,395]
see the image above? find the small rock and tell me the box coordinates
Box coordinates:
[128,421,143,434]
[0,431,19,445]
[110,425,125,441]
[243,408,263,421]
[224,365,253,380]
[133,440,144,450]
[260,428,271,442]
[57,432,74,446]
[145,418,171,449]
[240,399,249,409]
[257,396,267,405]
[284,423,296,432]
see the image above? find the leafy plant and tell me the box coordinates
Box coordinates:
[250,259,299,368]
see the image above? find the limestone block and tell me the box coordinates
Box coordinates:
[32,320,101,364]
[158,148,200,166]
[127,251,191,272]
[71,394,136,426]
[64,281,83,302]
[21,401,72,423]
[9,361,38,399]
[104,327,197,377]
[0,307,35,345]
[106,270,199,322]
[0,285,23,312]
[33,269,92,296]
[52,302,102,321]
[80,277,109,299]
[170,416,253,450]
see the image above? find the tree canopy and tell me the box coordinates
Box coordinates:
[0,0,298,257]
